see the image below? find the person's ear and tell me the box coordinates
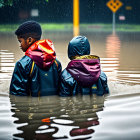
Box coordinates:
[27,37,35,45]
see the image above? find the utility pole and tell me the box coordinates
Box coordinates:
[73,0,79,36]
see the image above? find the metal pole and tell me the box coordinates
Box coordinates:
[73,0,79,37]
[113,12,115,34]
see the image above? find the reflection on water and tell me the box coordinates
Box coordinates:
[102,34,121,82]
[106,34,121,59]
[10,95,105,140]
[102,33,140,85]
[93,92,140,140]
[0,94,17,140]
[0,50,15,80]
[0,49,15,94]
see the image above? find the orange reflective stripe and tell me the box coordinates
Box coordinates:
[54,60,58,69]
[30,61,35,76]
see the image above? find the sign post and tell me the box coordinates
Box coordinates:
[106,0,123,34]
[113,12,115,33]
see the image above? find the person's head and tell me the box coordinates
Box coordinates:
[68,36,90,60]
[15,21,42,52]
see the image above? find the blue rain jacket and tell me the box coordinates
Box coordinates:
[60,36,109,96]
[60,69,109,96]
[10,40,62,96]
[10,56,61,96]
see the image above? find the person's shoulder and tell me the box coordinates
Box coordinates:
[61,69,75,85]
[16,55,32,73]
[100,71,107,79]
[55,58,61,66]
[18,55,32,64]
[53,58,62,72]
[61,69,71,79]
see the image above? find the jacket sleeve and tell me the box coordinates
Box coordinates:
[57,61,62,76]
[100,71,109,94]
[59,70,74,97]
[9,61,31,96]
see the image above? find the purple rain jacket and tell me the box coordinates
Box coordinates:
[60,36,109,96]
[10,39,62,96]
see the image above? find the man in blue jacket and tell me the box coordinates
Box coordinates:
[10,21,62,96]
[60,36,109,96]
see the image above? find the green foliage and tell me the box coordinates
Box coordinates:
[0,23,140,33]
[0,0,49,7]
[0,0,13,7]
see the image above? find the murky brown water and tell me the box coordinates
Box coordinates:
[0,31,140,139]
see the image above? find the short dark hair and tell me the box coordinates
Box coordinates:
[15,21,42,40]
[17,33,41,40]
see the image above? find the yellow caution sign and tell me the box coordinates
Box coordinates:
[107,0,123,13]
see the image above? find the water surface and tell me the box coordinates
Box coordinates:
[0,31,140,139]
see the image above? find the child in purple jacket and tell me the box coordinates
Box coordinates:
[60,36,109,96]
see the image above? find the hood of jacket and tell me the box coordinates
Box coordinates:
[25,39,56,70]
[68,36,90,60]
[66,55,101,87]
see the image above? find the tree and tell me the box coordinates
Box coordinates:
[0,0,49,7]
[0,0,13,7]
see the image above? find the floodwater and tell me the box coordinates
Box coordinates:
[0,31,140,140]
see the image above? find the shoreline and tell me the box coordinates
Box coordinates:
[0,23,140,32]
